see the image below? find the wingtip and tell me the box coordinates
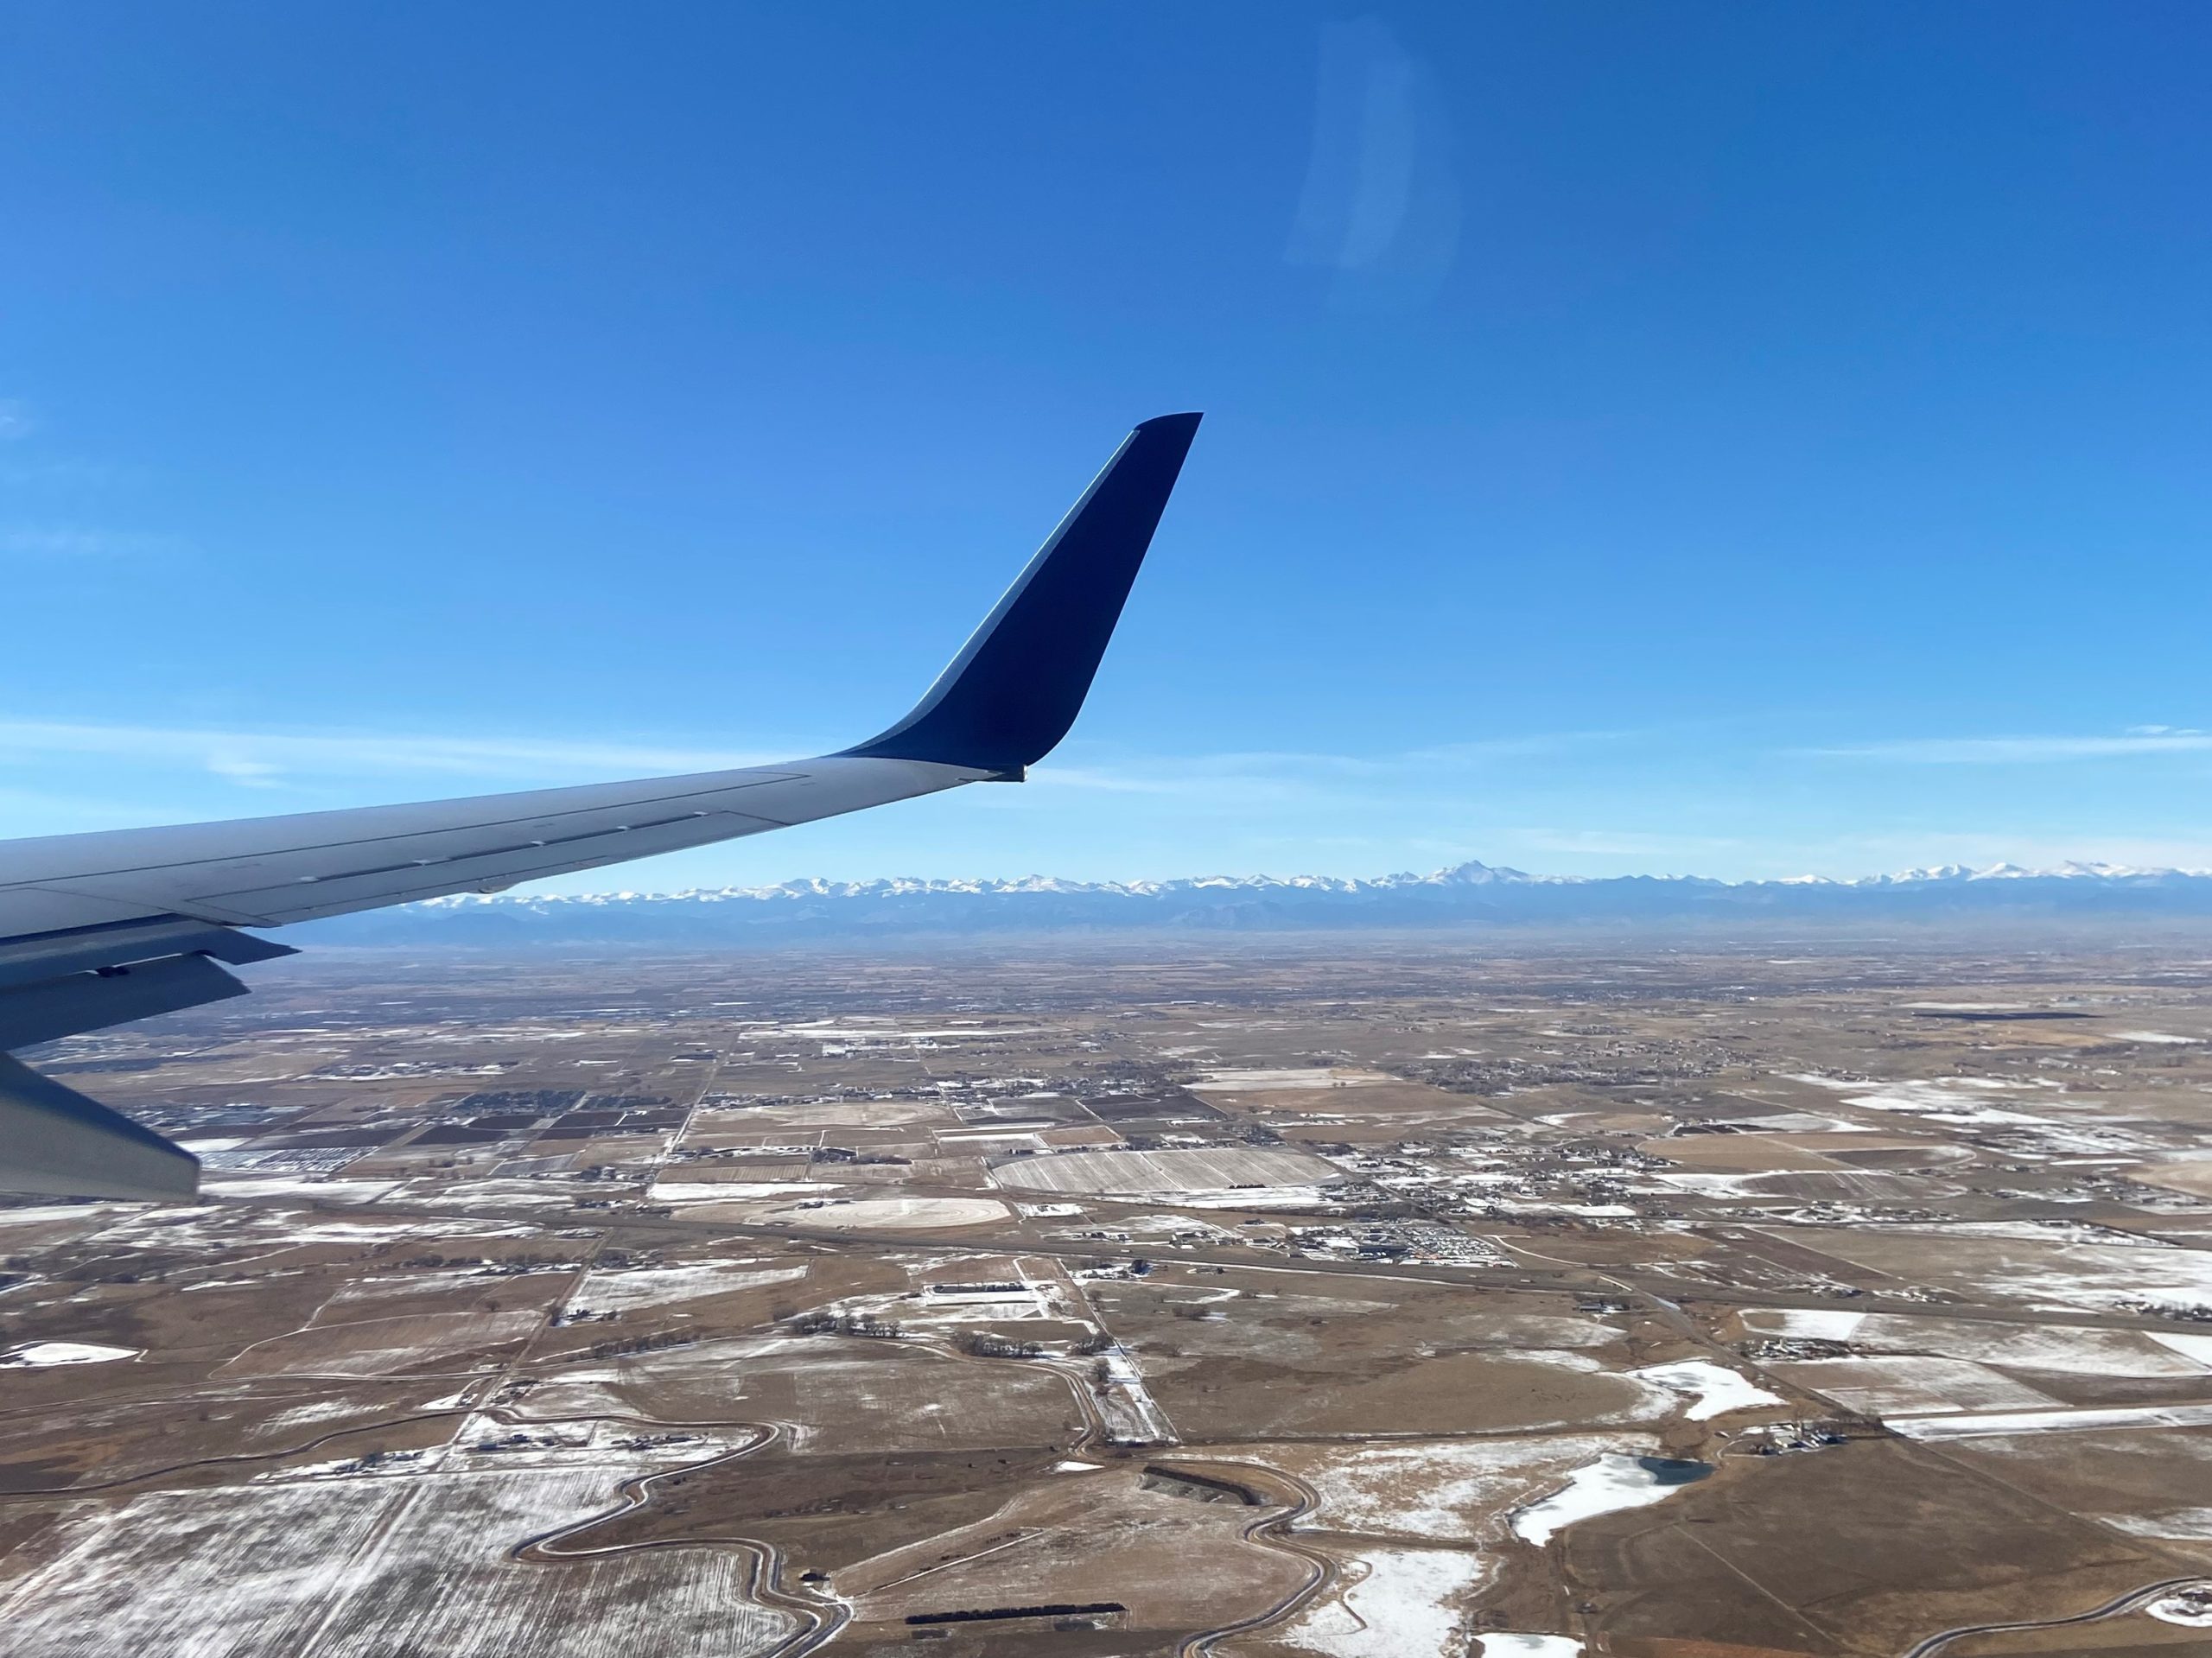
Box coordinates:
[837,412,1202,772]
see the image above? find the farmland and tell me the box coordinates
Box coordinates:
[2,934,2210,1655]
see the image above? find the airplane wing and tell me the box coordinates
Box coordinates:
[0,412,1201,1202]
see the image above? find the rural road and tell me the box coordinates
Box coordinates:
[1899,1575,2212,1657]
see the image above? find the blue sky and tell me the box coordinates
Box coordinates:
[6,3,2212,890]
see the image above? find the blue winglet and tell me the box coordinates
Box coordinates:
[839,413,1202,773]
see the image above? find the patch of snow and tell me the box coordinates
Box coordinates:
[1477,1638,1584,1657]
[648,1182,842,1203]
[2145,1589,2212,1629]
[1630,1360,1783,1420]
[1768,1355,2058,1419]
[2149,1331,2212,1368]
[1179,1185,1340,1210]
[1891,1401,2212,1439]
[1191,1067,1395,1092]
[1277,1546,1488,1658]
[203,1177,403,1204]
[0,1340,139,1368]
[1741,1308,1866,1342]
[2110,1509,2212,1540]
[0,1203,131,1227]
[567,1261,807,1315]
[1302,1434,1655,1542]
[1511,1454,1707,1547]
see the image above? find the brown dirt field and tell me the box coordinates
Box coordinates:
[820,1128,936,1149]
[1198,1081,1482,1117]
[1609,1641,1829,1658]
[1568,1439,2171,1657]
[658,1160,817,1183]
[1099,1274,1649,1439]
[1269,1119,1439,1146]
[523,1337,1087,1451]
[1493,1228,1719,1268]
[2134,1160,2212,1200]
[224,1306,544,1377]
[584,1444,1063,1573]
[842,1464,1309,1635]
[28,1272,341,1373]
[1948,1619,2212,1654]
[0,1381,466,1490]
[1150,1345,1657,1439]
[1041,1126,1124,1147]
[1932,1425,2212,1523]
[742,1099,957,1132]
[0,1209,133,1254]
[1820,1142,1980,1171]
[534,1255,907,1360]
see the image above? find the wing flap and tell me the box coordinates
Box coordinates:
[0,1054,200,1201]
[0,952,252,1051]
[0,916,295,993]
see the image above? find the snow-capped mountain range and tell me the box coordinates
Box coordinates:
[300,859,2212,943]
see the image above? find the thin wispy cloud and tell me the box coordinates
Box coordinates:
[0,719,780,786]
[1046,729,1624,787]
[0,525,181,558]
[0,719,1606,805]
[1807,731,2212,764]
[1007,731,1630,816]
[0,400,33,441]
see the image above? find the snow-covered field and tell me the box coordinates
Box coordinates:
[1776,1227,2212,1316]
[2111,1507,2212,1540]
[1890,1401,2212,1439]
[1510,1454,1708,1547]
[1276,1545,1489,1658]
[565,1260,807,1315]
[201,1175,405,1204]
[1629,1360,1782,1420]
[1741,1308,1866,1342]
[1296,1434,1656,1542]
[1190,1068,1398,1092]
[648,1179,841,1204]
[0,1469,796,1658]
[1100,1350,1178,1444]
[1740,1308,2212,1377]
[0,1341,139,1368]
[1767,1355,2058,1419]
[2146,1588,2212,1628]
[762,1195,1008,1229]
[989,1145,1339,1197]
